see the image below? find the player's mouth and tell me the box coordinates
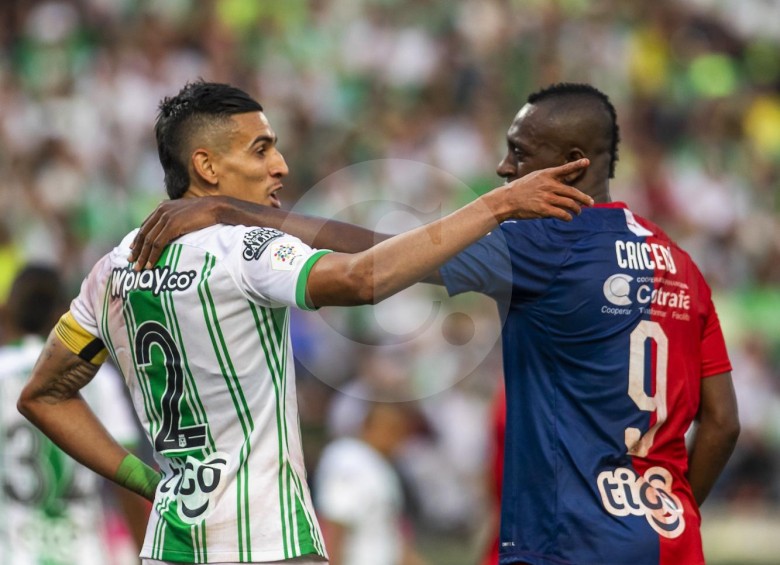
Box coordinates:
[269,185,283,208]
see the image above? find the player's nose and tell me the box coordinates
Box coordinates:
[270,150,289,178]
[496,154,517,181]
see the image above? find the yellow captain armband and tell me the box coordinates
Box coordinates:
[55,312,109,365]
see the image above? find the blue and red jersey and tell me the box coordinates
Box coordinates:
[441,202,731,565]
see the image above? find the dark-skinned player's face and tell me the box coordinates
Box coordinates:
[496,104,566,183]
[214,112,288,208]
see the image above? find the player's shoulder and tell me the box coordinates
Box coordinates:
[622,208,711,288]
[626,210,699,264]
[99,229,138,269]
[175,224,290,262]
[498,212,594,248]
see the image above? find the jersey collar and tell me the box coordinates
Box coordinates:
[593,201,628,209]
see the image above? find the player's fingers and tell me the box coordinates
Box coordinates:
[133,218,167,271]
[129,216,154,259]
[129,204,167,258]
[545,193,583,217]
[552,182,594,207]
[540,202,574,222]
[548,158,590,178]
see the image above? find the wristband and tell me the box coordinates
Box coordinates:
[115,453,161,500]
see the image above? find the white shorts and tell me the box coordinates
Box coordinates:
[142,558,327,565]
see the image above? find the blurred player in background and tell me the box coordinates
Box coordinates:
[17,80,591,565]
[315,403,428,565]
[130,82,741,565]
[0,264,148,565]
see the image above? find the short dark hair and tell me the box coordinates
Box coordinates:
[5,264,65,336]
[155,81,264,199]
[527,83,620,178]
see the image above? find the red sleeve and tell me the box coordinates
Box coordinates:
[700,296,732,378]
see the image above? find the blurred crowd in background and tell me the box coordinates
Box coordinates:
[0,0,779,563]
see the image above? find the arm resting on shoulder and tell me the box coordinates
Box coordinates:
[18,331,160,501]
[218,198,391,253]
[129,196,393,269]
[687,371,740,506]
[128,198,458,286]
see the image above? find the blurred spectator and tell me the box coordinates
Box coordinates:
[315,402,429,565]
[0,264,149,564]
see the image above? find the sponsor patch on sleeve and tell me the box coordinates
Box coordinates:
[270,241,307,271]
[243,228,284,261]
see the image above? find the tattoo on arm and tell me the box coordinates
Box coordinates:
[32,337,99,403]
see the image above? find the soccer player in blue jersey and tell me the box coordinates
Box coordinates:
[128,83,740,565]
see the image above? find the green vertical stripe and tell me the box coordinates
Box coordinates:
[198,254,254,561]
[278,310,319,554]
[250,302,292,558]
[249,303,324,558]
[274,308,324,556]
[122,294,159,445]
[100,275,120,371]
[191,525,199,563]
[123,244,177,442]
[163,245,215,454]
[291,473,319,555]
[126,246,196,562]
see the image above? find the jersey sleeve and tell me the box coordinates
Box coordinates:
[441,220,567,303]
[439,227,513,300]
[58,254,113,364]
[228,226,331,310]
[700,296,732,378]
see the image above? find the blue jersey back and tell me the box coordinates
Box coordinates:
[441,203,730,565]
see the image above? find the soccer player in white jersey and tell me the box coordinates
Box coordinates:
[17,81,593,565]
[1,265,147,565]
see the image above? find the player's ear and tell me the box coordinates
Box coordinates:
[562,149,587,184]
[191,148,219,188]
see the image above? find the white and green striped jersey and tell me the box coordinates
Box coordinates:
[69,224,330,563]
[0,336,139,565]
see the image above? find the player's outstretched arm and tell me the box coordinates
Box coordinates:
[687,371,740,506]
[129,196,392,270]
[305,159,592,307]
[18,331,160,501]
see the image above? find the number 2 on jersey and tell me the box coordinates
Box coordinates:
[134,321,207,454]
[625,320,669,457]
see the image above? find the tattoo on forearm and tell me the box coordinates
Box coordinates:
[35,339,98,403]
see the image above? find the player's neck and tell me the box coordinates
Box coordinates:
[581,181,611,205]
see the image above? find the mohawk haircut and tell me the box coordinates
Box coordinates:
[527,83,620,178]
[155,80,264,199]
